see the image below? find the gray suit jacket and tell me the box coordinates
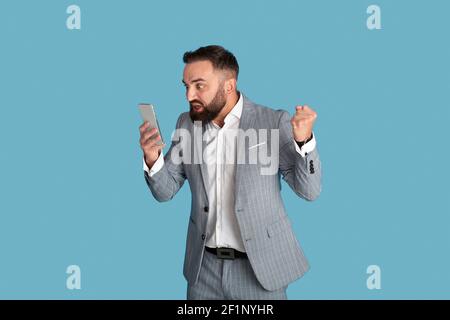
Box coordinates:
[144,94,322,291]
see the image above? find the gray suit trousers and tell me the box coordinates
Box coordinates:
[187,249,288,300]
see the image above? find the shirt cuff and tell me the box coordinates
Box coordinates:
[143,152,164,177]
[294,132,316,157]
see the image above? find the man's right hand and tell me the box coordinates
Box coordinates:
[139,122,165,169]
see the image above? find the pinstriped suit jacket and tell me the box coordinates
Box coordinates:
[144,95,322,291]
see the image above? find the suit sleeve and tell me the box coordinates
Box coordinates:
[277,110,322,201]
[143,113,187,202]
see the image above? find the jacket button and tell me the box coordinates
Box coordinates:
[204,206,209,212]
[201,234,206,240]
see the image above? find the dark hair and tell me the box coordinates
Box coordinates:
[183,45,239,80]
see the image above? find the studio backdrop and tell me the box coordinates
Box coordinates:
[0,0,449,299]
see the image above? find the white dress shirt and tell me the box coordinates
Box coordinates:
[143,93,316,252]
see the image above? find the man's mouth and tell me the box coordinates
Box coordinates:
[192,104,204,112]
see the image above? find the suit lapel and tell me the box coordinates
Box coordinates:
[193,120,210,204]
[235,95,256,199]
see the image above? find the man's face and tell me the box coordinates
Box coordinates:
[182,60,227,123]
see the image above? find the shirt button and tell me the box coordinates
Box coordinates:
[201,234,206,240]
[204,206,209,212]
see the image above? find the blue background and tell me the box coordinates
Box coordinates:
[0,0,449,299]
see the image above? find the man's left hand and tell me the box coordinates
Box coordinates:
[290,105,317,142]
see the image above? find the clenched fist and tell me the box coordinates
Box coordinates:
[290,105,317,142]
[139,122,166,169]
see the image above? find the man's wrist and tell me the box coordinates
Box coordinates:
[144,155,156,170]
[295,133,313,149]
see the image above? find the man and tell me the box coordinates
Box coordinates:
[139,45,321,299]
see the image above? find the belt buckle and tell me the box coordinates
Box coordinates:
[216,247,235,260]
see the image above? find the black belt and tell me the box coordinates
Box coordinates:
[205,246,248,259]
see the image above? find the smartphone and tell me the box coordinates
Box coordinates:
[139,103,164,146]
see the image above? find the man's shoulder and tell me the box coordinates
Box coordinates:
[175,112,191,128]
[245,97,289,125]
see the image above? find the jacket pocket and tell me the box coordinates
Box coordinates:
[266,216,291,238]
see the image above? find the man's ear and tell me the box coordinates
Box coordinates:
[225,78,237,95]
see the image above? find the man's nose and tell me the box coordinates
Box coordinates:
[186,87,198,102]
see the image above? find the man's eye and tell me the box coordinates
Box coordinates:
[197,84,204,89]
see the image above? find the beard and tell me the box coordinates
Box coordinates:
[189,87,227,124]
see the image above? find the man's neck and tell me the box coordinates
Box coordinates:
[212,91,240,128]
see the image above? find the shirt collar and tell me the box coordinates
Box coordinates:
[224,91,243,124]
